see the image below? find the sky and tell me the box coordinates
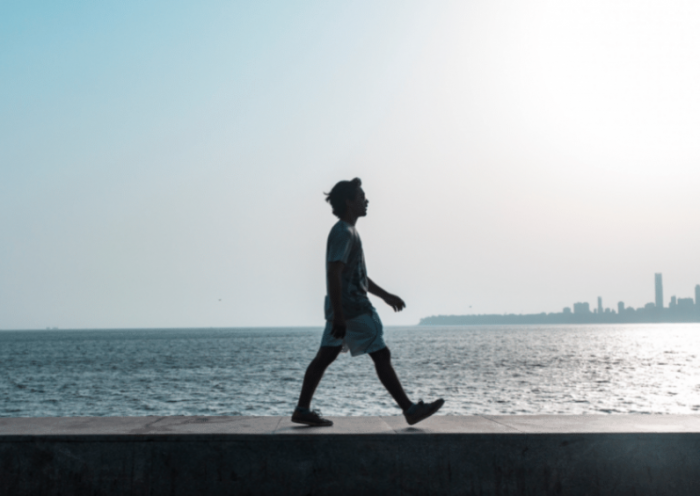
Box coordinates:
[2,0,700,329]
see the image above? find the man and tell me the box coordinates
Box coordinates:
[292,178,444,426]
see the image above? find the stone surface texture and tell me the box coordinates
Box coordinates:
[2,415,700,495]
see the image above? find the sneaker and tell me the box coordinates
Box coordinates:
[291,407,333,427]
[403,399,445,426]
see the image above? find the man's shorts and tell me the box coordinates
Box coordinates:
[320,308,386,357]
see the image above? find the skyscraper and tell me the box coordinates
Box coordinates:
[597,297,603,314]
[655,273,663,309]
[618,301,624,314]
[695,284,700,310]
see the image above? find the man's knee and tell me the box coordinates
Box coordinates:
[369,346,391,363]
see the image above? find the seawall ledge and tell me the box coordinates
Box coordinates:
[3,414,700,437]
[4,415,700,495]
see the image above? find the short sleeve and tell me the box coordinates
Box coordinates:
[327,225,353,264]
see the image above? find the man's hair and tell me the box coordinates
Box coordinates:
[325,178,362,218]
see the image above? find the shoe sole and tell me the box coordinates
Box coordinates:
[405,399,445,425]
[291,417,333,427]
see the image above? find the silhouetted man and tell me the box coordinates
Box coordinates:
[292,178,444,426]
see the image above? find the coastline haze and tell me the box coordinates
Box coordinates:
[2,1,699,329]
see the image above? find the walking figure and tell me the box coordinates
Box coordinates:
[292,178,444,426]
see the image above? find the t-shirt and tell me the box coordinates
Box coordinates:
[324,220,374,321]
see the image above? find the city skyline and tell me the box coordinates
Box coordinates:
[421,274,700,325]
[569,273,698,315]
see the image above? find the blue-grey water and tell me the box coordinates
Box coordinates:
[2,324,700,417]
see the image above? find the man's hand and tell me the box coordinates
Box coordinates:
[367,277,406,312]
[382,293,406,312]
[331,317,347,339]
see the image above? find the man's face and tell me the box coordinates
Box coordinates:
[347,187,368,217]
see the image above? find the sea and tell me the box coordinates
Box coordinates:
[2,324,700,418]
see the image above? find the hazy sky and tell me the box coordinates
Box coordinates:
[2,0,699,329]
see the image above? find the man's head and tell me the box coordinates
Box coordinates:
[325,178,368,219]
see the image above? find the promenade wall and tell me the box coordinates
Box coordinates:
[2,415,700,495]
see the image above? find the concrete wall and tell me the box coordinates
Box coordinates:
[2,415,700,495]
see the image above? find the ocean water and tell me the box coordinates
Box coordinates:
[1,324,700,417]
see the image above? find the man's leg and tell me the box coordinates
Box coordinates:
[296,345,343,410]
[369,347,413,411]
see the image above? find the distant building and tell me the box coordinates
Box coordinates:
[670,296,677,308]
[597,297,603,314]
[678,298,694,311]
[696,285,700,308]
[563,307,572,314]
[573,302,590,314]
[655,273,663,309]
[618,301,624,314]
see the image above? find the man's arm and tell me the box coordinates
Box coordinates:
[328,261,346,339]
[368,278,406,312]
